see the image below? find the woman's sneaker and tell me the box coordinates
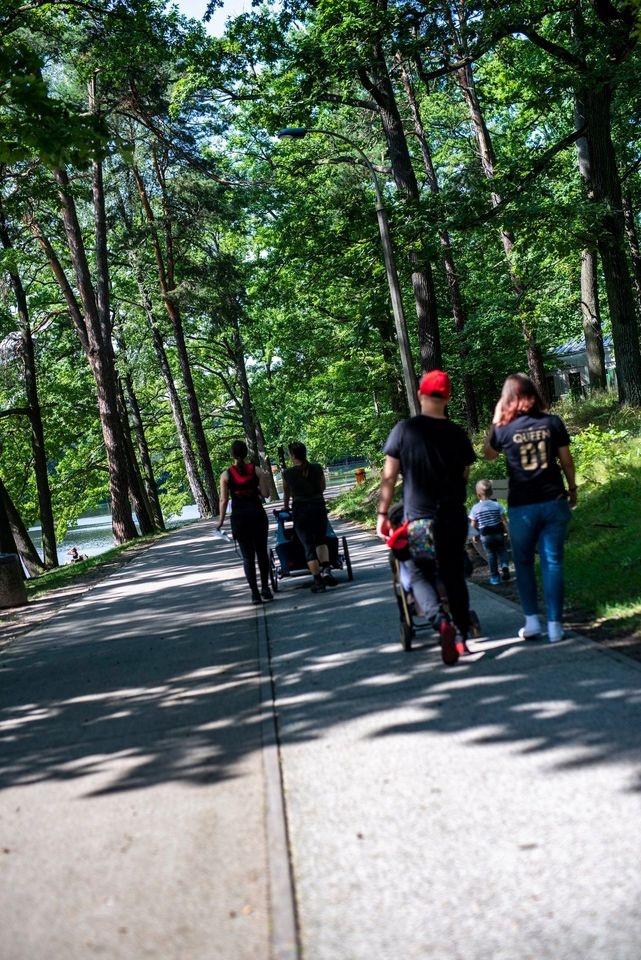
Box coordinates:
[261,587,274,601]
[251,591,263,605]
[321,566,338,587]
[310,576,326,593]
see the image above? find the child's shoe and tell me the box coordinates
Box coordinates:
[488,575,501,586]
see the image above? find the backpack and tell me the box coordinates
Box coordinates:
[228,463,259,499]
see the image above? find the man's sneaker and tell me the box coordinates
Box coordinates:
[310,577,326,593]
[321,567,338,587]
[518,627,540,641]
[261,587,274,601]
[438,617,459,666]
[501,566,510,581]
[251,592,263,605]
[455,636,471,656]
[488,575,501,586]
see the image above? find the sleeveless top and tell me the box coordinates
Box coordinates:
[228,463,261,507]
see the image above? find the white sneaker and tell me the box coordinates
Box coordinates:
[547,622,565,643]
[518,627,541,641]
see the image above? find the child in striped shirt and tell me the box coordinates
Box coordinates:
[469,479,510,586]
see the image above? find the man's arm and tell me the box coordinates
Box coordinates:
[376,455,400,538]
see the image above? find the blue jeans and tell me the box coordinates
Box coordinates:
[480,533,509,578]
[508,500,571,622]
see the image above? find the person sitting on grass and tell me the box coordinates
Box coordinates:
[67,547,88,563]
[469,479,511,586]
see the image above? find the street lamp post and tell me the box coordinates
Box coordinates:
[277,127,419,416]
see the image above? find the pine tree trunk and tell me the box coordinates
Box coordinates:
[622,192,641,320]
[584,83,641,403]
[359,46,441,371]
[54,167,138,543]
[0,209,58,566]
[0,479,19,555]
[580,249,607,389]
[120,366,165,530]
[401,56,478,429]
[116,381,156,535]
[575,88,607,390]
[133,268,211,517]
[132,161,218,513]
[0,478,45,575]
[456,59,548,399]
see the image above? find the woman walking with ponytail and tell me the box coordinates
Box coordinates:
[484,374,577,643]
[217,440,273,605]
[283,442,336,593]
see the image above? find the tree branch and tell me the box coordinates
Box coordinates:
[455,124,587,228]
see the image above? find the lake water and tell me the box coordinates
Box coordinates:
[28,504,201,567]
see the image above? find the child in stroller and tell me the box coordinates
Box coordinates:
[386,502,463,665]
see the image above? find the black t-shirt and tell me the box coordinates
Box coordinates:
[284,462,325,504]
[490,412,570,507]
[383,415,476,521]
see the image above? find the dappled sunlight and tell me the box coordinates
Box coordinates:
[2,517,641,802]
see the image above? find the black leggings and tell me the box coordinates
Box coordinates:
[231,506,269,594]
[433,505,470,639]
[292,501,328,563]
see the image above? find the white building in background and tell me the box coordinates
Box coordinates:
[546,335,616,400]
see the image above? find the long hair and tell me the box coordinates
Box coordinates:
[496,374,546,425]
[288,441,309,477]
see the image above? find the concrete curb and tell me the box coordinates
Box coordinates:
[257,606,301,960]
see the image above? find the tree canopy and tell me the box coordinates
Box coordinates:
[2,0,641,564]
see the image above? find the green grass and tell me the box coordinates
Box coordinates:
[25,532,167,599]
[330,395,641,637]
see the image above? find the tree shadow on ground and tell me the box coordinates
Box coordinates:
[1,519,640,800]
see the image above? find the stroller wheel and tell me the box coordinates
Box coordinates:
[269,549,280,592]
[400,619,414,652]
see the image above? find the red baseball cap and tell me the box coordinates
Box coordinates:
[418,369,451,400]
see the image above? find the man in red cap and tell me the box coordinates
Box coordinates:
[377,369,476,665]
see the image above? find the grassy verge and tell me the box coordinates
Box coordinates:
[330,395,641,643]
[25,531,168,600]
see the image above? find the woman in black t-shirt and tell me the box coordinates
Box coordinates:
[217,440,273,605]
[282,441,335,592]
[484,374,577,643]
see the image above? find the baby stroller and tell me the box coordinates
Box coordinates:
[269,509,354,591]
[387,505,481,654]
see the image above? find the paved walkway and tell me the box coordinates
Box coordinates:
[1,516,641,959]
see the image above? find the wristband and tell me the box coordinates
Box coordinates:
[378,511,388,516]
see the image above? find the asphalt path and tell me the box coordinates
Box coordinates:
[1,511,641,960]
